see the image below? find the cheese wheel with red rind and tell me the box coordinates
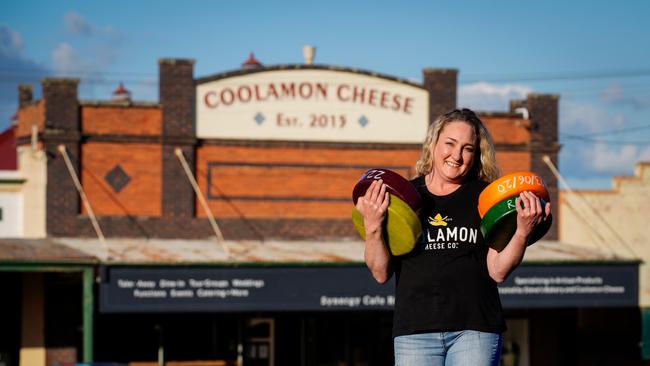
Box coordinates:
[352,168,422,212]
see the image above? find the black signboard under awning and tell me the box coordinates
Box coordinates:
[99,263,638,313]
[99,265,394,313]
[498,263,638,308]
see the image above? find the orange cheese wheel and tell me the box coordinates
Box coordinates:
[478,171,550,218]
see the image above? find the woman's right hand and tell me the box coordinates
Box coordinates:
[357,179,393,283]
[355,179,390,235]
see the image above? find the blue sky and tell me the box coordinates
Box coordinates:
[2,0,650,188]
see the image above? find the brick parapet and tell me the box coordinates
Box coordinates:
[15,100,45,138]
[47,216,356,240]
[35,61,561,243]
[81,105,162,136]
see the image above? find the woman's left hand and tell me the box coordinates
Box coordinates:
[514,191,551,241]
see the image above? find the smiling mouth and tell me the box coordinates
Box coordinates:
[445,161,461,168]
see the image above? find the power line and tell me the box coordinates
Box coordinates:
[560,133,650,146]
[461,68,650,83]
[579,124,650,137]
[0,76,156,86]
[2,65,650,84]
[0,66,156,77]
[558,85,650,97]
[0,72,156,81]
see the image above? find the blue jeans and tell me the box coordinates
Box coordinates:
[394,330,502,366]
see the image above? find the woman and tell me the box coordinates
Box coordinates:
[356,108,551,366]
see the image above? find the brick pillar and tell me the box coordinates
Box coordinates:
[422,68,458,124]
[159,59,196,220]
[41,78,81,236]
[18,84,33,107]
[510,94,561,240]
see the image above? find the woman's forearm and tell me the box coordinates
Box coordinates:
[364,227,393,284]
[486,231,527,284]
[487,191,549,283]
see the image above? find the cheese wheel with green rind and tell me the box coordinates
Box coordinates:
[480,195,553,252]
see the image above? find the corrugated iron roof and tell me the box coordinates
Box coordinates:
[0,237,637,266]
[0,238,96,263]
[58,238,364,264]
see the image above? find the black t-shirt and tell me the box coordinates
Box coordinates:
[392,176,506,337]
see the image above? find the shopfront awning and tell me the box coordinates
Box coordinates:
[2,237,634,265]
[0,238,640,311]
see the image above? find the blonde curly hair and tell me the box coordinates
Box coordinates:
[415,108,500,182]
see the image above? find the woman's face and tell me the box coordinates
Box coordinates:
[432,121,477,184]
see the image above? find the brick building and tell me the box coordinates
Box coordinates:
[0,56,643,366]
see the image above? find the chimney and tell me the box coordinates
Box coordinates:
[422,68,458,124]
[18,84,33,107]
[158,58,197,221]
[510,94,561,240]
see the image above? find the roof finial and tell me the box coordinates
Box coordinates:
[242,52,263,69]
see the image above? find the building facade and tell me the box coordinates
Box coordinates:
[559,161,650,361]
[0,56,643,366]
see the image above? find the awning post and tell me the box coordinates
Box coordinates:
[83,268,94,363]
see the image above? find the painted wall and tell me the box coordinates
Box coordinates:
[18,145,46,238]
[0,171,23,237]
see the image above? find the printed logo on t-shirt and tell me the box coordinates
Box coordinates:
[423,212,478,250]
[428,213,450,226]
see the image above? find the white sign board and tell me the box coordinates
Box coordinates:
[196,69,429,143]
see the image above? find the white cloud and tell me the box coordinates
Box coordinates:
[102,26,126,43]
[94,45,118,67]
[64,11,125,44]
[54,12,125,78]
[601,83,624,103]
[0,26,49,131]
[600,82,650,109]
[559,99,650,187]
[0,25,24,58]
[64,11,94,35]
[560,100,626,133]
[585,143,650,174]
[52,43,84,74]
[458,82,532,112]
